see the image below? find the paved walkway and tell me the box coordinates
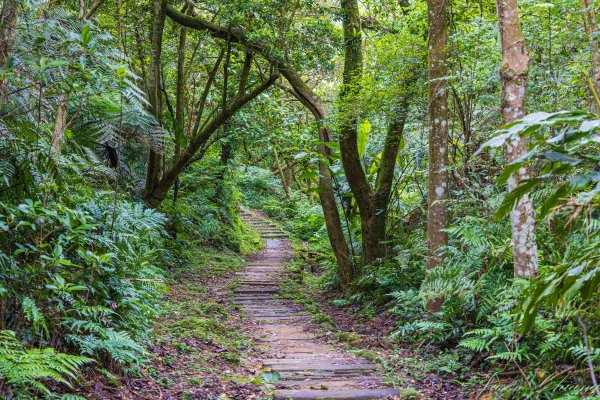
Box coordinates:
[237,212,400,400]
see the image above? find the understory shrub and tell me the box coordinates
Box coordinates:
[0,196,167,397]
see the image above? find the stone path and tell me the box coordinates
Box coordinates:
[237,211,400,400]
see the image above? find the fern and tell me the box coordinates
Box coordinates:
[0,330,92,398]
[22,297,49,340]
[68,329,146,366]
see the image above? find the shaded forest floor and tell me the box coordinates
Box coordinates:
[278,261,482,400]
[75,216,483,400]
[78,246,267,399]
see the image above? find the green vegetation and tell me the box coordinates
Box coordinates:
[0,0,598,399]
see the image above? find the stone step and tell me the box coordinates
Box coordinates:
[233,288,278,294]
[265,363,377,373]
[238,282,280,286]
[274,378,384,390]
[237,211,397,400]
[273,388,401,400]
[264,358,367,365]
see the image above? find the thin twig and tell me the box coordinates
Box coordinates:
[577,314,600,396]
[504,341,532,390]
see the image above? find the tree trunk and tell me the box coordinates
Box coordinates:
[50,95,67,153]
[582,0,600,111]
[339,0,383,267]
[78,0,85,19]
[84,0,104,19]
[497,0,539,278]
[173,12,187,203]
[426,0,450,312]
[0,0,18,72]
[143,0,166,203]
[338,0,415,267]
[273,145,290,199]
[365,103,411,262]
[318,127,354,288]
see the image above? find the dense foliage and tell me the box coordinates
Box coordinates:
[0,0,598,399]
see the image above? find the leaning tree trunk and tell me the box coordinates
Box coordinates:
[426,0,449,312]
[339,0,381,267]
[273,145,290,199]
[317,126,354,287]
[497,0,539,278]
[143,0,166,203]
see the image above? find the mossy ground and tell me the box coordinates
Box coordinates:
[85,221,268,399]
[277,256,480,400]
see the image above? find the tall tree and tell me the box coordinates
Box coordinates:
[0,0,18,73]
[496,0,539,277]
[426,0,450,308]
[338,0,416,266]
[172,5,188,202]
[143,0,167,203]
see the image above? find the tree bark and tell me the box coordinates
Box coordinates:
[84,0,104,19]
[338,0,414,267]
[496,0,539,278]
[78,0,85,19]
[426,0,450,312]
[143,0,167,202]
[50,95,67,153]
[317,126,354,287]
[339,0,381,267]
[273,145,290,199]
[173,10,187,203]
[0,0,18,72]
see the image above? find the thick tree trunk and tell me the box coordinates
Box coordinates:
[426,0,449,312]
[318,127,354,288]
[497,0,539,278]
[339,0,383,267]
[50,95,67,153]
[0,0,18,71]
[338,0,414,267]
[364,104,410,262]
[143,0,166,203]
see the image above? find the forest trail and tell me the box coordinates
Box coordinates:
[238,212,400,400]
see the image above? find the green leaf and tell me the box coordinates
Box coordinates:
[358,119,371,158]
[260,371,280,383]
[294,151,309,160]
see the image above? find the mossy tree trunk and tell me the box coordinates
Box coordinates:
[425,0,450,312]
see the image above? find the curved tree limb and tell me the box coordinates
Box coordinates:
[165,5,354,286]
